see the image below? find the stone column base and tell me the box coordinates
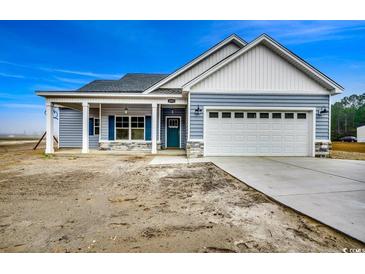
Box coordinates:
[186,140,204,158]
[315,140,332,157]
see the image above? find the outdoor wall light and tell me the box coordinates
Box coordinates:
[317,107,328,116]
[124,107,128,114]
[195,105,202,115]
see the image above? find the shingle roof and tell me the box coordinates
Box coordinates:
[150,88,182,94]
[77,73,169,92]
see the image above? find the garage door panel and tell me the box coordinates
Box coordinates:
[205,109,311,156]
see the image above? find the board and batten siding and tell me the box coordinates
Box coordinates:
[161,42,240,89]
[59,108,99,148]
[100,104,152,141]
[160,108,187,148]
[190,44,329,94]
[189,93,330,140]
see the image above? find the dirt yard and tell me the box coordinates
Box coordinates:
[0,143,363,252]
[331,142,365,160]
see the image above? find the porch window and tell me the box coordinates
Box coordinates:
[116,116,129,140]
[115,116,145,140]
[94,118,100,135]
[131,117,144,140]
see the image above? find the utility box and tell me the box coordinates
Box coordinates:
[357,125,365,143]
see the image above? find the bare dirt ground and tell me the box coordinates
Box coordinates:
[331,142,365,160]
[0,143,363,252]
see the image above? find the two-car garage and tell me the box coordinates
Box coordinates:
[204,108,314,156]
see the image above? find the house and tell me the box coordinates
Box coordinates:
[36,34,343,158]
[357,125,365,142]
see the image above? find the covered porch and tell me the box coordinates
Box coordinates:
[44,97,187,155]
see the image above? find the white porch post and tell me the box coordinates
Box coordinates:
[151,103,158,154]
[82,102,89,153]
[45,101,54,154]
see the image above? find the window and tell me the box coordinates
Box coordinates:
[285,113,294,119]
[168,119,179,128]
[209,112,219,118]
[297,113,307,119]
[272,113,282,119]
[247,112,256,119]
[260,113,269,119]
[131,117,144,140]
[94,118,100,135]
[234,112,244,118]
[116,116,129,140]
[222,112,231,118]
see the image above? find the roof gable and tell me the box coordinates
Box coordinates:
[143,34,246,94]
[183,34,344,94]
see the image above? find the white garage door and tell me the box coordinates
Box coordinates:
[205,110,312,156]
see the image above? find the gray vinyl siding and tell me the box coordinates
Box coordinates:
[189,93,330,140]
[160,108,187,148]
[59,108,99,148]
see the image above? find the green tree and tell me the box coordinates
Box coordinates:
[331,93,365,140]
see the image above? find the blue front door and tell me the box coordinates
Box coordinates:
[166,118,180,148]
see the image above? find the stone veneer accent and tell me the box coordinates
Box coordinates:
[99,141,154,152]
[187,140,331,158]
[186,140,204,158]
[315,140,332,157]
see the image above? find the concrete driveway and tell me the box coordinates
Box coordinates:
[208,157,365,243]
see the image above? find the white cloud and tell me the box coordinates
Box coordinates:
[0,72,25,78]
[53,76,89,84]
[45,68,121,79]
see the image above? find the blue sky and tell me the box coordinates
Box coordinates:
[0,20,365,134]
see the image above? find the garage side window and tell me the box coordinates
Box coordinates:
[234,112,244,118]
[247,112,256,119]
[209,112,219,118]
[285,113,294,119]
[297,113,307,119]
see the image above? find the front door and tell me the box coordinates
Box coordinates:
[166,117,180,148]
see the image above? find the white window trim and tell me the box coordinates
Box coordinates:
[115,115,145,141]
[165,116,182,149]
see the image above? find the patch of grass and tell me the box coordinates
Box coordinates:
[332,142,365,153]
[42,153,54,159]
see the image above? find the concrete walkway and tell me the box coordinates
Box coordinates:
[208,157,365,243]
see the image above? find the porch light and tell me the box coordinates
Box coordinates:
[317,107,328,116]
[195,105,202,115]
[124,107,128,114]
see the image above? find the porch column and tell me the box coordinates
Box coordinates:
[151,103,157,154]
[82,102,89,153]
[45,101,54,154]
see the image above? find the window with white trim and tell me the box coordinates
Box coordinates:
[209,112,219,118]
[131,117,144,140]
[168,118,179,128]
[222,112,231,118]
[94,118,100,135]
[234,112,244,118]
[297,113,307,119]
[116,116,129,140]
[247,112,256,119]
[285,113,294,119]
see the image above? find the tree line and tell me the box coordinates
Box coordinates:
[331,93,365,140]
